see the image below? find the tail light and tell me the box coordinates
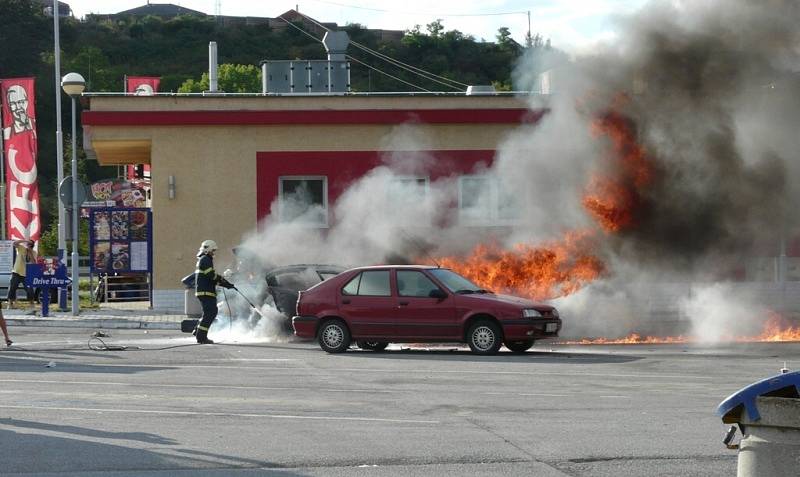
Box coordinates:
[296,291,304,316]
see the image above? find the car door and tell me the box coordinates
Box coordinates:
[338,270,395,338]
[393,270,458,339]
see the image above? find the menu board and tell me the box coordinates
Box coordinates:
[90,208,152,273]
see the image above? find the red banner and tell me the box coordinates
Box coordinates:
[1,78,40,241]
[126,76,160,96]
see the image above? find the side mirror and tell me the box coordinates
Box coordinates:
[429,289,447,300]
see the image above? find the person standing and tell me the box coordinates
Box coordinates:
[7,239,36,309]
[194,240,233,344]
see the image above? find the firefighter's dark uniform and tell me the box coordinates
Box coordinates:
[194,252,229,343]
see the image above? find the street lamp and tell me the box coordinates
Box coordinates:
[61,72,85,316]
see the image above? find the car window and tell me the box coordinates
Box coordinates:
[273,269,320,291]
[357,271,391,296]
[428,268,482,293]
[342,274,360,295]
[397,270,441,297]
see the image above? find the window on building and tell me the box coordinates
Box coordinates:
[458,175,520,225]
[388,176,428,200]
[279,176,328,226]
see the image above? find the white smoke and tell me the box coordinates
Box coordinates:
[679,283,770,343]
[230,0,800,341]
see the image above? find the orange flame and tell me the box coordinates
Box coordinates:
[742,314,800,342]
[561,313,800,345]
[438,231,605,300]
[435,109,652,301]
[582,111,653,232]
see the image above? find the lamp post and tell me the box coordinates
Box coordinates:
[61,72,85,316]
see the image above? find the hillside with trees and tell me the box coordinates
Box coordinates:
[0,0,562,252]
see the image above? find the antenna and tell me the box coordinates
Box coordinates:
[398,229,440,268]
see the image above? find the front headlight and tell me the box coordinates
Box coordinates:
[552,308,559,318]
[523,309,542,318]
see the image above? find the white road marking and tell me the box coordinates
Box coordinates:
[0,379,402,394]
[0,404,440,424]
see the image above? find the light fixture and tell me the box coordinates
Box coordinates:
[168,175,176,199]
[61,72,85,97]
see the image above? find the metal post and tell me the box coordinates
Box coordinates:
[527,11,531,46]
[70,97,79,315]
[54,0,67,310]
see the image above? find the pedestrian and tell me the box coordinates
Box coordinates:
[7,239,37,309]
[194,240,234,344]
[0,307,12,346]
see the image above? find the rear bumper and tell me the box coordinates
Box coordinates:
[501,318,562,340]
[292,315,318,338]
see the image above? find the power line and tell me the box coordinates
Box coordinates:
[305,0,528,17]
[345,55,432,92]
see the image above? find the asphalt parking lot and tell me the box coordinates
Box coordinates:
[0,326,795,476]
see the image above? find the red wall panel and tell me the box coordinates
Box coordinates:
[256,150,496,222]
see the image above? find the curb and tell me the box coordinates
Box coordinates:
[5,318,181,330]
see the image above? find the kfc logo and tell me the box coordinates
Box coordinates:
[1,77,41,241]
[6,85,35,135]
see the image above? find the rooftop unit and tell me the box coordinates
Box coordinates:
[260,31,351,94]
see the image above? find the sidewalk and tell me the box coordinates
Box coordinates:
[1,303,186,330]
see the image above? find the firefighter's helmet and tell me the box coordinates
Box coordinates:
[198,240,218,255]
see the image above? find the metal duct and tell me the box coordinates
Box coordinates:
[209,41,218,92]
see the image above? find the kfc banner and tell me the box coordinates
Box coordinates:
[126,76,160,96]
[1,78,40,241]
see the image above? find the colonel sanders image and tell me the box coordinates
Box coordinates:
[3,85,35,139]
[134,83,154,96]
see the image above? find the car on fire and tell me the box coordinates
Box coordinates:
[292,265,562,355]
[265,264,347,327]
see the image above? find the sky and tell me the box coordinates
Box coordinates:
[64,0,650,51]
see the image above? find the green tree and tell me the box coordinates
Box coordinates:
[178,63,262,93]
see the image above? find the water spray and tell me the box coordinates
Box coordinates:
[232,287,266,319]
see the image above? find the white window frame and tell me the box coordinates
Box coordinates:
[278,175,329,227]
[458,174,520,226]
[387,175,429,199]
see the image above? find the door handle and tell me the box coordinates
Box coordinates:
[398,301,409,306]
[342,299,351,304]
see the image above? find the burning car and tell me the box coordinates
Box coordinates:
[265,264,346,326]
[292,265,561,355]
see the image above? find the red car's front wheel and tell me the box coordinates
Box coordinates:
[467,321,502,355]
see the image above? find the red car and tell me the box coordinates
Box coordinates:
[292,265,562,355]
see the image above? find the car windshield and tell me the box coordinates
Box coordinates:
[428,269,488,294]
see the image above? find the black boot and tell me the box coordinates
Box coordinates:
[195,329,214,344]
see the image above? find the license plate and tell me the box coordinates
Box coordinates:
[545,323,558,332]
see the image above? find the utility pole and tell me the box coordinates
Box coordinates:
[54,0,67,309]
[526,10,532,47]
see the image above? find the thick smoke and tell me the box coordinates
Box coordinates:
[538,0,800,337]
[233,0,800,339]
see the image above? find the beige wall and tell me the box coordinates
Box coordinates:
[86,96,531,290]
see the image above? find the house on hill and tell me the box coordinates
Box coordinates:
[114,2,206,18]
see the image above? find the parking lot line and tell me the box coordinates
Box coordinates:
[0,404,440,424]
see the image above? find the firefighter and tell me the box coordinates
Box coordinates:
[194,240,234,344]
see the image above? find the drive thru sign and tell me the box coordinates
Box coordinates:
[25,260,71,317]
